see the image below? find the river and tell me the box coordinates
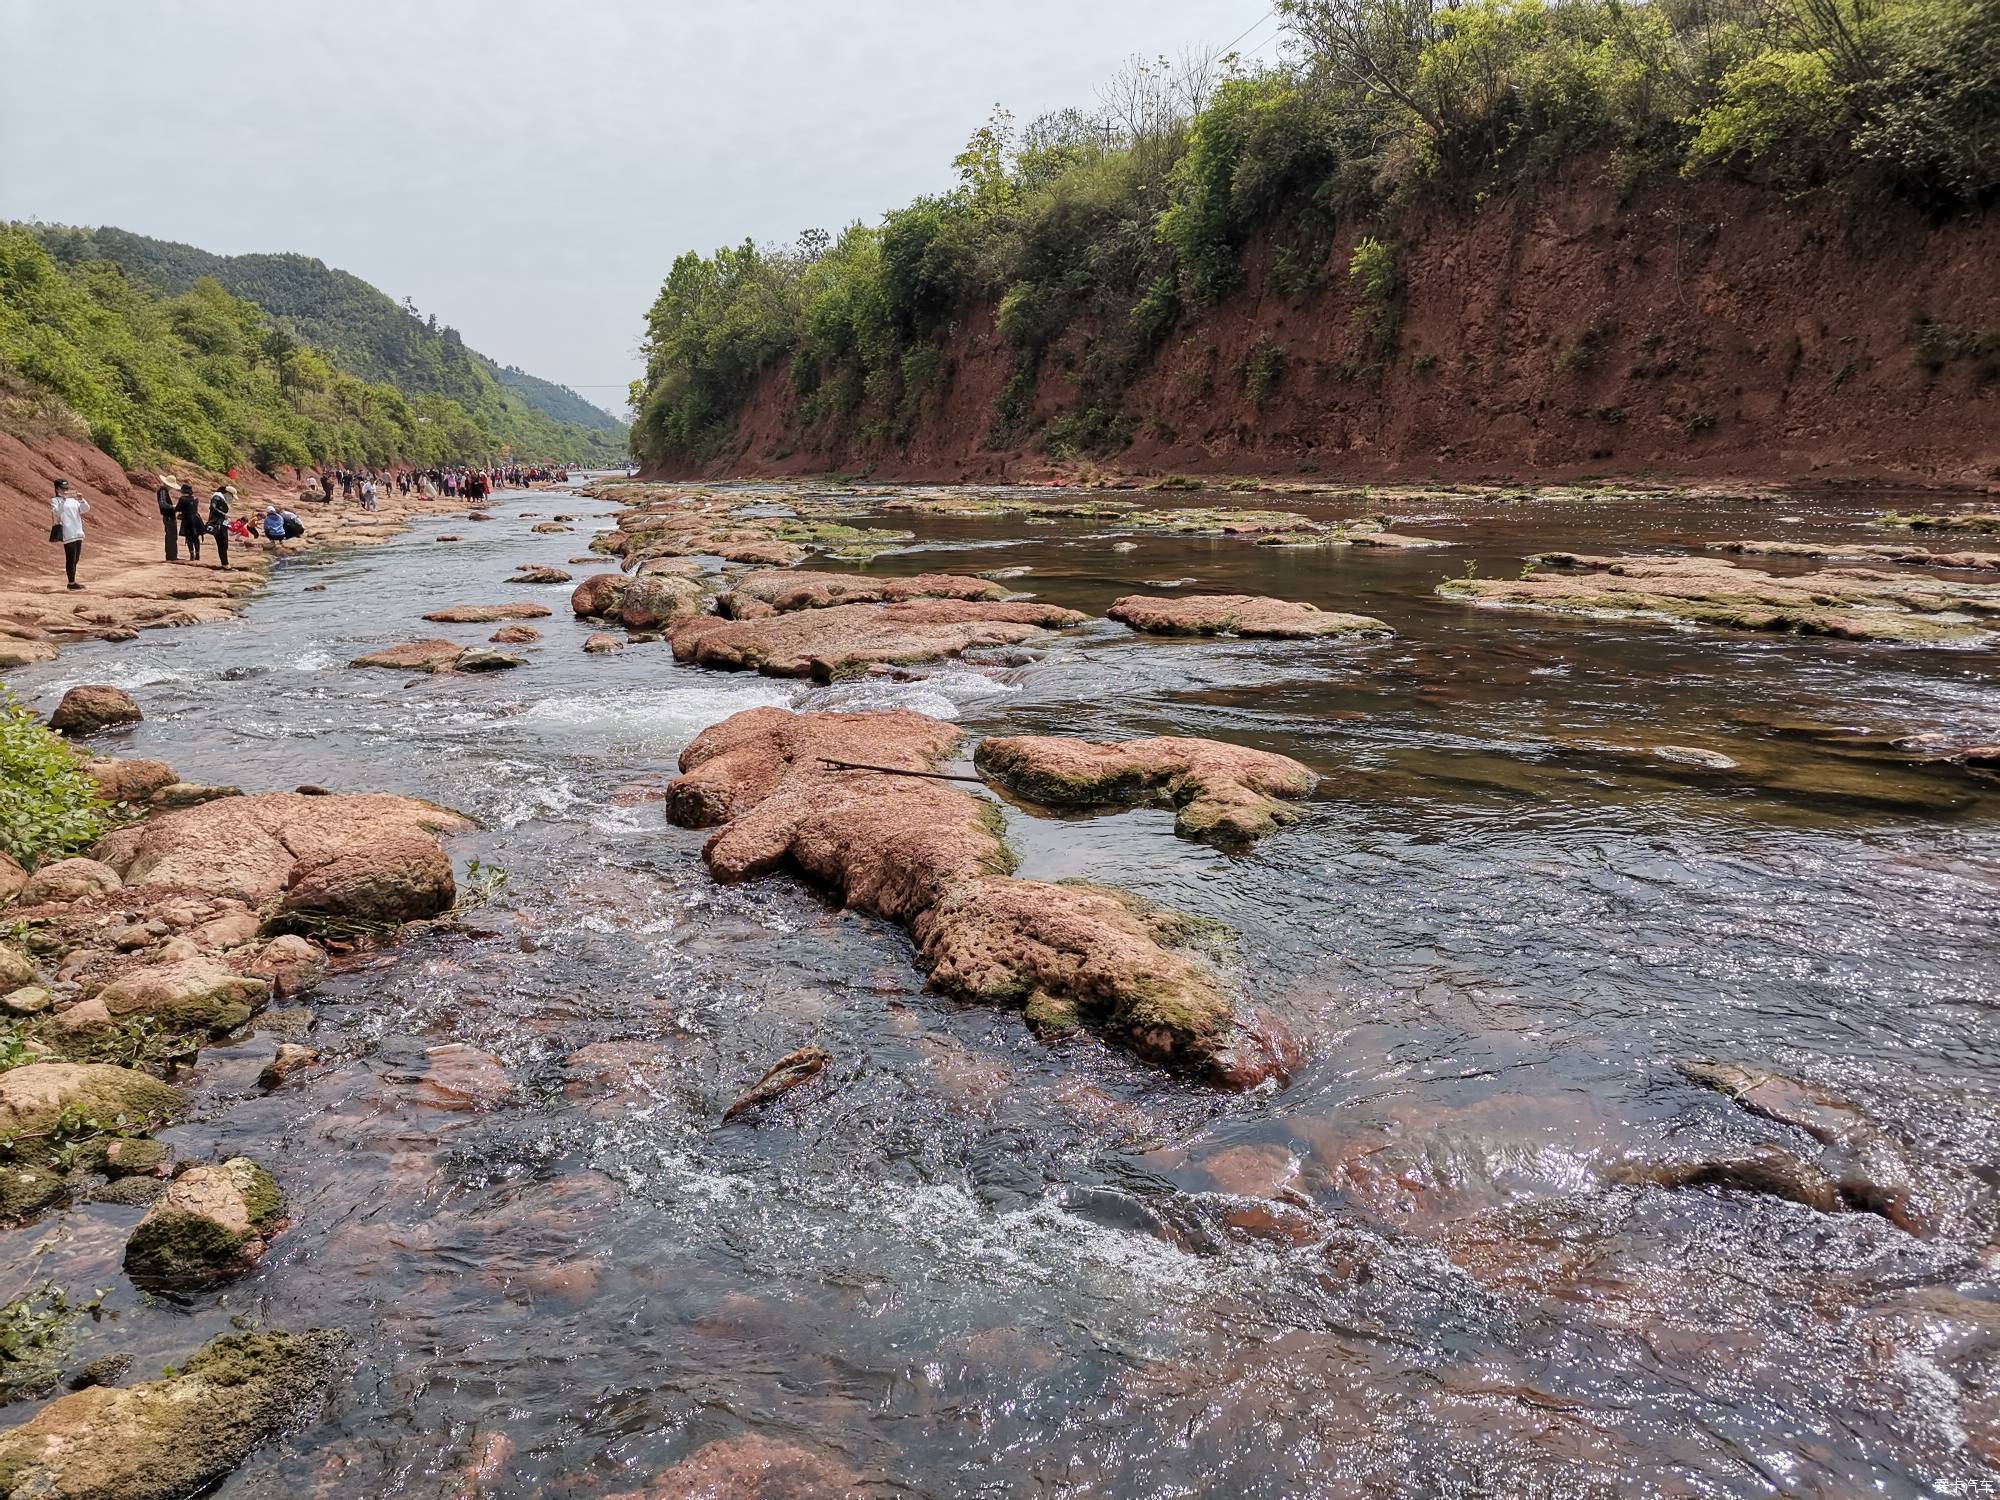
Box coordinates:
[5,479,1997,1496]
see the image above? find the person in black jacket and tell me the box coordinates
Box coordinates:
[176,480,203,562]
[207,484,234,570]
[156,473,179,562]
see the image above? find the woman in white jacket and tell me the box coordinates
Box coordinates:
[50,477,89,590]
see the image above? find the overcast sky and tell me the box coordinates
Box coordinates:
[1,0,1275,419]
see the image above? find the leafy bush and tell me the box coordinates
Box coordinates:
[0,688,108,870]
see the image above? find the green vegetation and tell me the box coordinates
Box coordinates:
[28,225,626,456]
[0,228,610,472]
[632,0,1997,467]
[0,688,107,871]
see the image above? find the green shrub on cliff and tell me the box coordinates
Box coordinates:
[0,688,107,871]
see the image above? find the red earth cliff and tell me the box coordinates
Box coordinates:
[663,163,2000,489]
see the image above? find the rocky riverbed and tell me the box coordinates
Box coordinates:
[0,476,1995,1496]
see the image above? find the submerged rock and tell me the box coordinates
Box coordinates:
[718,568,1008,617]
[975,734,1316,844]
[1676,1059,1935,1234]
[1875,510,2000,533]
[257,1043,320,1091]
[582,632,621,653]
[666,708,1291,1086]
[613,1434,860,1500]
[47,684,141,735]
[91,792,470,918]
[0,1063,182,1158]
[671,598,1087,682]
[421,602,552,623]
[1442,552,2000,644]
[0,1328,345,1500]
[723,1045,832,1121]
[1108,594,1392,639]
[1612,1145,1846,1214]
[1709,538,2000,571]
[123,1156,285,1286]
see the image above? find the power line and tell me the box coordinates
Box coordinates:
[1219,7,1279,56]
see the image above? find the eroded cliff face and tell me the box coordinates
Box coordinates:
[674,164,2000,488]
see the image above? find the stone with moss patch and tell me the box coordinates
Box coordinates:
[0,1328,346,1499]
[123,1157,285,1288]
[0,1063,183,1163]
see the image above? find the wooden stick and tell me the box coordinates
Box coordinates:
[816,757,985,783]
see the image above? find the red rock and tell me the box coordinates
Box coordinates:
[617,572,704,630]
[1108,594,1391,638]
[489,624,541,644]
[975,734,1317,843]
[91,792,470,916]
[349,639,467,673]
[280,834,456,927]
[723,1046,832,1121]
[421,603,552,623]
[570,574,631,618]
[719,568,1007,617]
[671,599,1087,681]
[81,756,177,805]
[612,1435,860,1500]
[667,709,1291,1086]
[48,684,142,734]
[17,858,122,905]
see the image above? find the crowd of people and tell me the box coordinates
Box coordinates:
[307,462,571,508]
[44,458,577,592]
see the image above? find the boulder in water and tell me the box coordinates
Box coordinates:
[570,573,632,619]
[975,734,1316,844]
[1109,594,1392,639]
[48,684,142,734]
[421,602,553,623]
[123,1156,285,1286]
[582,632,621,653]
[610,1435,860,1499]
[667,708,1292,1086]
[0,1329,345,1500]
[349,638,469,673]
[510,565,572,583]
[90,792,470,918]
[718,568,1008,618]
[489,624,541,644]
[617,571,704,630]
[670,598,1087,682]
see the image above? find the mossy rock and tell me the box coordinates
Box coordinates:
[0,1164,66,1225]
[123,1158,284,1288]
[0,1064,183,1163]
[0,1328,347,1500]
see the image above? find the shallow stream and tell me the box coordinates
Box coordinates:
[6,481,1997,1496]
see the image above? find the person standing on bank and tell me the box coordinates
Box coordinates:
[155,473,180,561]
[208,483,234,570]
[50,477,89,590]
[176,480,203,563]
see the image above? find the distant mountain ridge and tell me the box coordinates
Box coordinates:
[31,225,626,446]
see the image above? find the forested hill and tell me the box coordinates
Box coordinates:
[30,225,626,445]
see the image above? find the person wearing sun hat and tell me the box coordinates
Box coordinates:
[155,472,180,562]
[50,477,89,590]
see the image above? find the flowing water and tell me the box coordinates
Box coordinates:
[5,482,1998,1497]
